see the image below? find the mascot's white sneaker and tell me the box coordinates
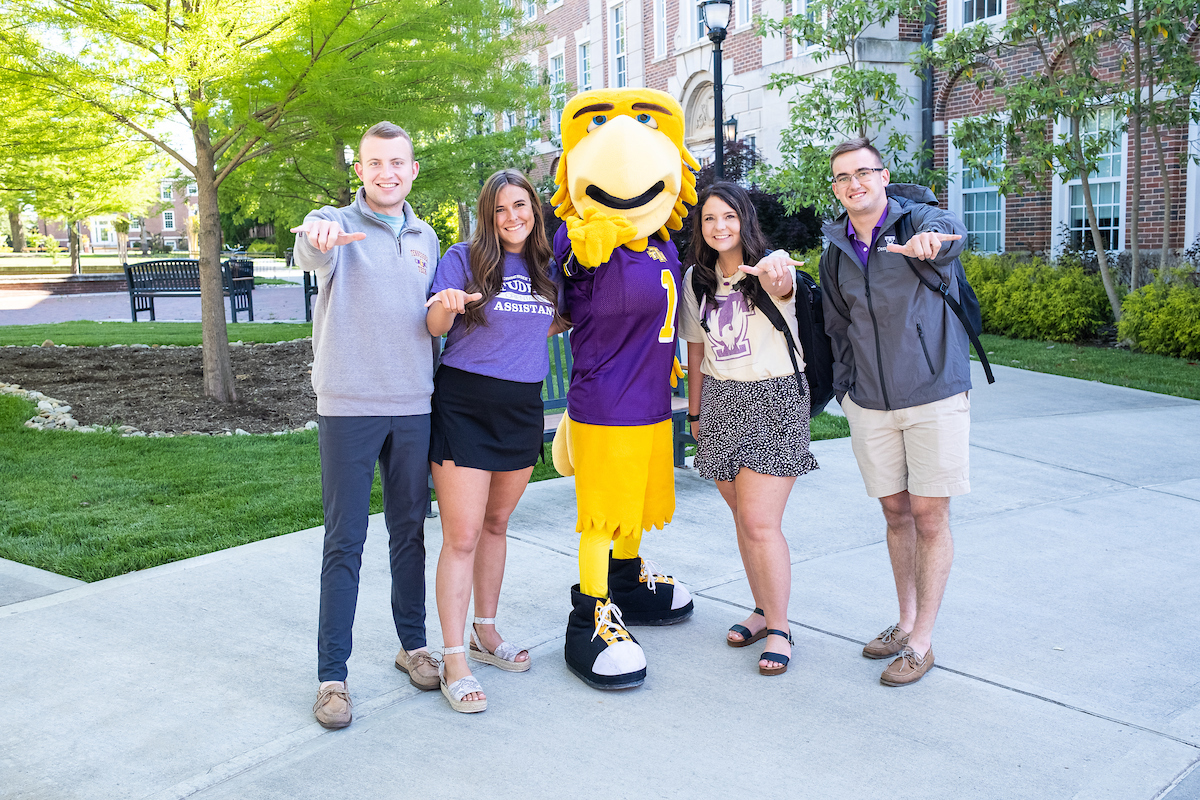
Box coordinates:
[565,585,647,690]
[608,556,694,626]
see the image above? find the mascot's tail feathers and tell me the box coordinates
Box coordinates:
[551,414,574,477]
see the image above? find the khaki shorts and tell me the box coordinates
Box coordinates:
[841,392,971,498]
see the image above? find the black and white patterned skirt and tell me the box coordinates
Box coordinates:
[693,373,820,483]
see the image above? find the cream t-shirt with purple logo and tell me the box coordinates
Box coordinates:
[679,266,804,382]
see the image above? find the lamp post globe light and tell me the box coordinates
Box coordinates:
[700,0,732,179]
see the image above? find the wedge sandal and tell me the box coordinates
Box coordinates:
[758,629,794,676]
[468,618,531,672]
[439,646,486,713]
[727,608,767,648]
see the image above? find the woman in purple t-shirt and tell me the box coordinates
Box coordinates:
[424,169,566,713]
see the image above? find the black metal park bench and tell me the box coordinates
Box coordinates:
[123,259,255,322]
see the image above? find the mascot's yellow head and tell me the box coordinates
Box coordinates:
[551,88,701,245]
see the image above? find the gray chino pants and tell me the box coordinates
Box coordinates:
[316,414,430,682]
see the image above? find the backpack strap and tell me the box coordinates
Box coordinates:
[896,214,995,384]
[754,273,806,398]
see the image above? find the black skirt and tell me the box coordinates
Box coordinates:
[429,365,544,471]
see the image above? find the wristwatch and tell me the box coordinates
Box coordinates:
[686,413,700,422]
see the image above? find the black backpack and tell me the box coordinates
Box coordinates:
[698,267,835,418]
[886,184,995,384]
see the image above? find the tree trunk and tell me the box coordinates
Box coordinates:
[140,220,149,255]
[7,206,25,253]
[1073,126,1122,321]
[457,200,472,242]
[68,219,81,275]
[194,125,238,403]
[333,137,353,207]
[1129,0,1142,292]
[117,231,128,266]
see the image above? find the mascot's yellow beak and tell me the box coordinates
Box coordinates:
[552,88,700,243]
[567,114,680,241]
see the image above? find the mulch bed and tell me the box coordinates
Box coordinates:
[0,341,317,434]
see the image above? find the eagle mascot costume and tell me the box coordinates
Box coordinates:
[551,88,701,689]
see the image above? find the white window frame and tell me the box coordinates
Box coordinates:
[546,0,563,9]
[1051,108,1128,254]
[577,40,593,91]
[791,0,822,51]
[501,0,513,34]
[946,120,1005,254]
[128,217,141,232]
[948,0,1006,32]
[1184,90,1200,250]
[504,109,517,131]
[611,4,627,89]
[549,52,566,137]
[694,0,706,42]
[159,182,172,201]
[524,0,536,20]
[92,219,115,244]
[654,0,667,57]
[162,210,176,231]
[735,0,751,29]
[187,183,198,197]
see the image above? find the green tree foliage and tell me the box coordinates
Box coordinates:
[757,0,935,218]
[0,0,541,402]
[917,0,1180,323]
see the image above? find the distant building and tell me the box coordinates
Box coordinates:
[33,180,197,254]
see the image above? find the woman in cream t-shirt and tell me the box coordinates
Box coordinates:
[679,182,819,677]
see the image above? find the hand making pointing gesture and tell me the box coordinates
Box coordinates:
[290,220,368,253]
[739,251,805,297]
[885,232,962,261]
[425,288,484,315]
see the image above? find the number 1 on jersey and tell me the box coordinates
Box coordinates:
[658,269,677,343]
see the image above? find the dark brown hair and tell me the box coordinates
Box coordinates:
[688,182,771,313]
[462,169,558,330]
[828,136,884,175]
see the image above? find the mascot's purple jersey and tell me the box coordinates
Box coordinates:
[554,224,682,427]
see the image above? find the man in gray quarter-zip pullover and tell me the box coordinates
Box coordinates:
[818,137,968,688]
[291,122,442,729]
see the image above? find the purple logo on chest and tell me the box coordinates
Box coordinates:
[707,292,753,361]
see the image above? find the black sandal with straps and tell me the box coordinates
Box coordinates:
[727,608,767,648]
[758,629,794,676]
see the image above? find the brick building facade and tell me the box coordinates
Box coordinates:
[514,0,1200,257]
[34,180,198,255]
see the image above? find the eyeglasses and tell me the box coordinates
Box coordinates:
[833,168,886,186]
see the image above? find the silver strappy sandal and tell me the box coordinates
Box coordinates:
[468,617,531,672]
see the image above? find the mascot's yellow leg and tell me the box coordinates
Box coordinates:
[569,418,675,597]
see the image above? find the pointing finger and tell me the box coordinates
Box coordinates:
[466,292,483,302]
[424,296,439,308]
[937,234,963,241]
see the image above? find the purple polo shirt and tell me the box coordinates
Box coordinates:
[847,208,889,269]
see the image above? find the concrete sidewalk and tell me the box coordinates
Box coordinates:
[3,363,1199,799]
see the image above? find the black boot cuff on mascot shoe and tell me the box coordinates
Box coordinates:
[607,556,695,626]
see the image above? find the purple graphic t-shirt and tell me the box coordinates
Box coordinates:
[554,225,681,426]
[431,243,561,384]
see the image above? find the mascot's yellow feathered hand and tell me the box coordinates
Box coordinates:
[550,89,701,269]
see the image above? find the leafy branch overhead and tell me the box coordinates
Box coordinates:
[756,0,938,218]
[0,0,544,402]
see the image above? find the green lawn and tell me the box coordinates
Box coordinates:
[8,321,1196,583]
[0,321,313,346]
[976,333,1200,401]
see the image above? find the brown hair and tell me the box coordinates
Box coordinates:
[688,182,772,313]
[829,137,884,175]
[462,169,559,330]
[359,122,414,160]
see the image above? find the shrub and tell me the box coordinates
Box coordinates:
[962,254,1112,342]
[246,239,276,254]
[1119,282,1200,359]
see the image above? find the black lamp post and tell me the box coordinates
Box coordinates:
[700,0,732,179]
